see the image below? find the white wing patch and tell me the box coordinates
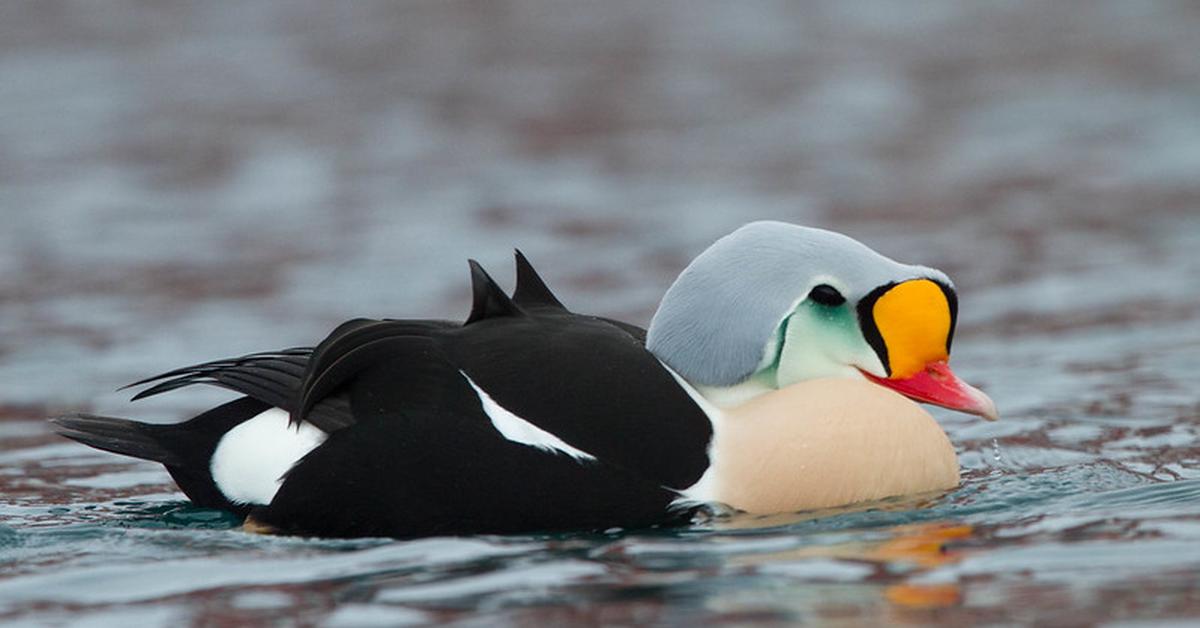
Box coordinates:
[460,371,597,463]
[210,408,328,505]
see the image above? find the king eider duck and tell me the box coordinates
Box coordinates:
[51,221,997,539]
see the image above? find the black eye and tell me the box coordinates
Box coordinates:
[808,284,846,306]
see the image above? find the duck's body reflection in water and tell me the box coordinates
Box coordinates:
[713,504,973,612]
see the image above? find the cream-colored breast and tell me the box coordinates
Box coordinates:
[704,378,959,514]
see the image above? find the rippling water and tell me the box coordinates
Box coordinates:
[2,2,1199,625]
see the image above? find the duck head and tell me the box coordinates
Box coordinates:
[646,221,997,421]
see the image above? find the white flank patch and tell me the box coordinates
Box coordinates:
[210,408,328,505]
[460,371,596,463]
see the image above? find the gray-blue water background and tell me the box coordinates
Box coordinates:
[2,2,1199,625]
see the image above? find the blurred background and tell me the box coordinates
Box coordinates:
[1,2,1199,625]
[2,0,1196,411]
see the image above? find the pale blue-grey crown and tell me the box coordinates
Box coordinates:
[645,221,951,387]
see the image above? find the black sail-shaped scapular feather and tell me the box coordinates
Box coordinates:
[512,249,566,310]
[465,260,525,324]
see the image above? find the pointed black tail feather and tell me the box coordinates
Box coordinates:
[50,413,183,466]
[50,397,272,513]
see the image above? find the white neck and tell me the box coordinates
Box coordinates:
[677,377,959,514]
[695,377,776,408]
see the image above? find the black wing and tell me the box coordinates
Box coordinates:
[439,311,709,490]
[258,340,686,538]
[291,258,713,491]
[128,347,310,404]
[124,347,358,432]
[290,318,458,427]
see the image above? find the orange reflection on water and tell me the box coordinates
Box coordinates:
[876,523,972,612]
[886,583,962,609]
[733,521,974,615]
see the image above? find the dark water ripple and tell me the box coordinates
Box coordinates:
[3,1,1200,625]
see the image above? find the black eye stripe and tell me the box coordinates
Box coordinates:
[856,282,895,377]
[808,284,846,306]
[937,281,958,353]
[855,278,959,378]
